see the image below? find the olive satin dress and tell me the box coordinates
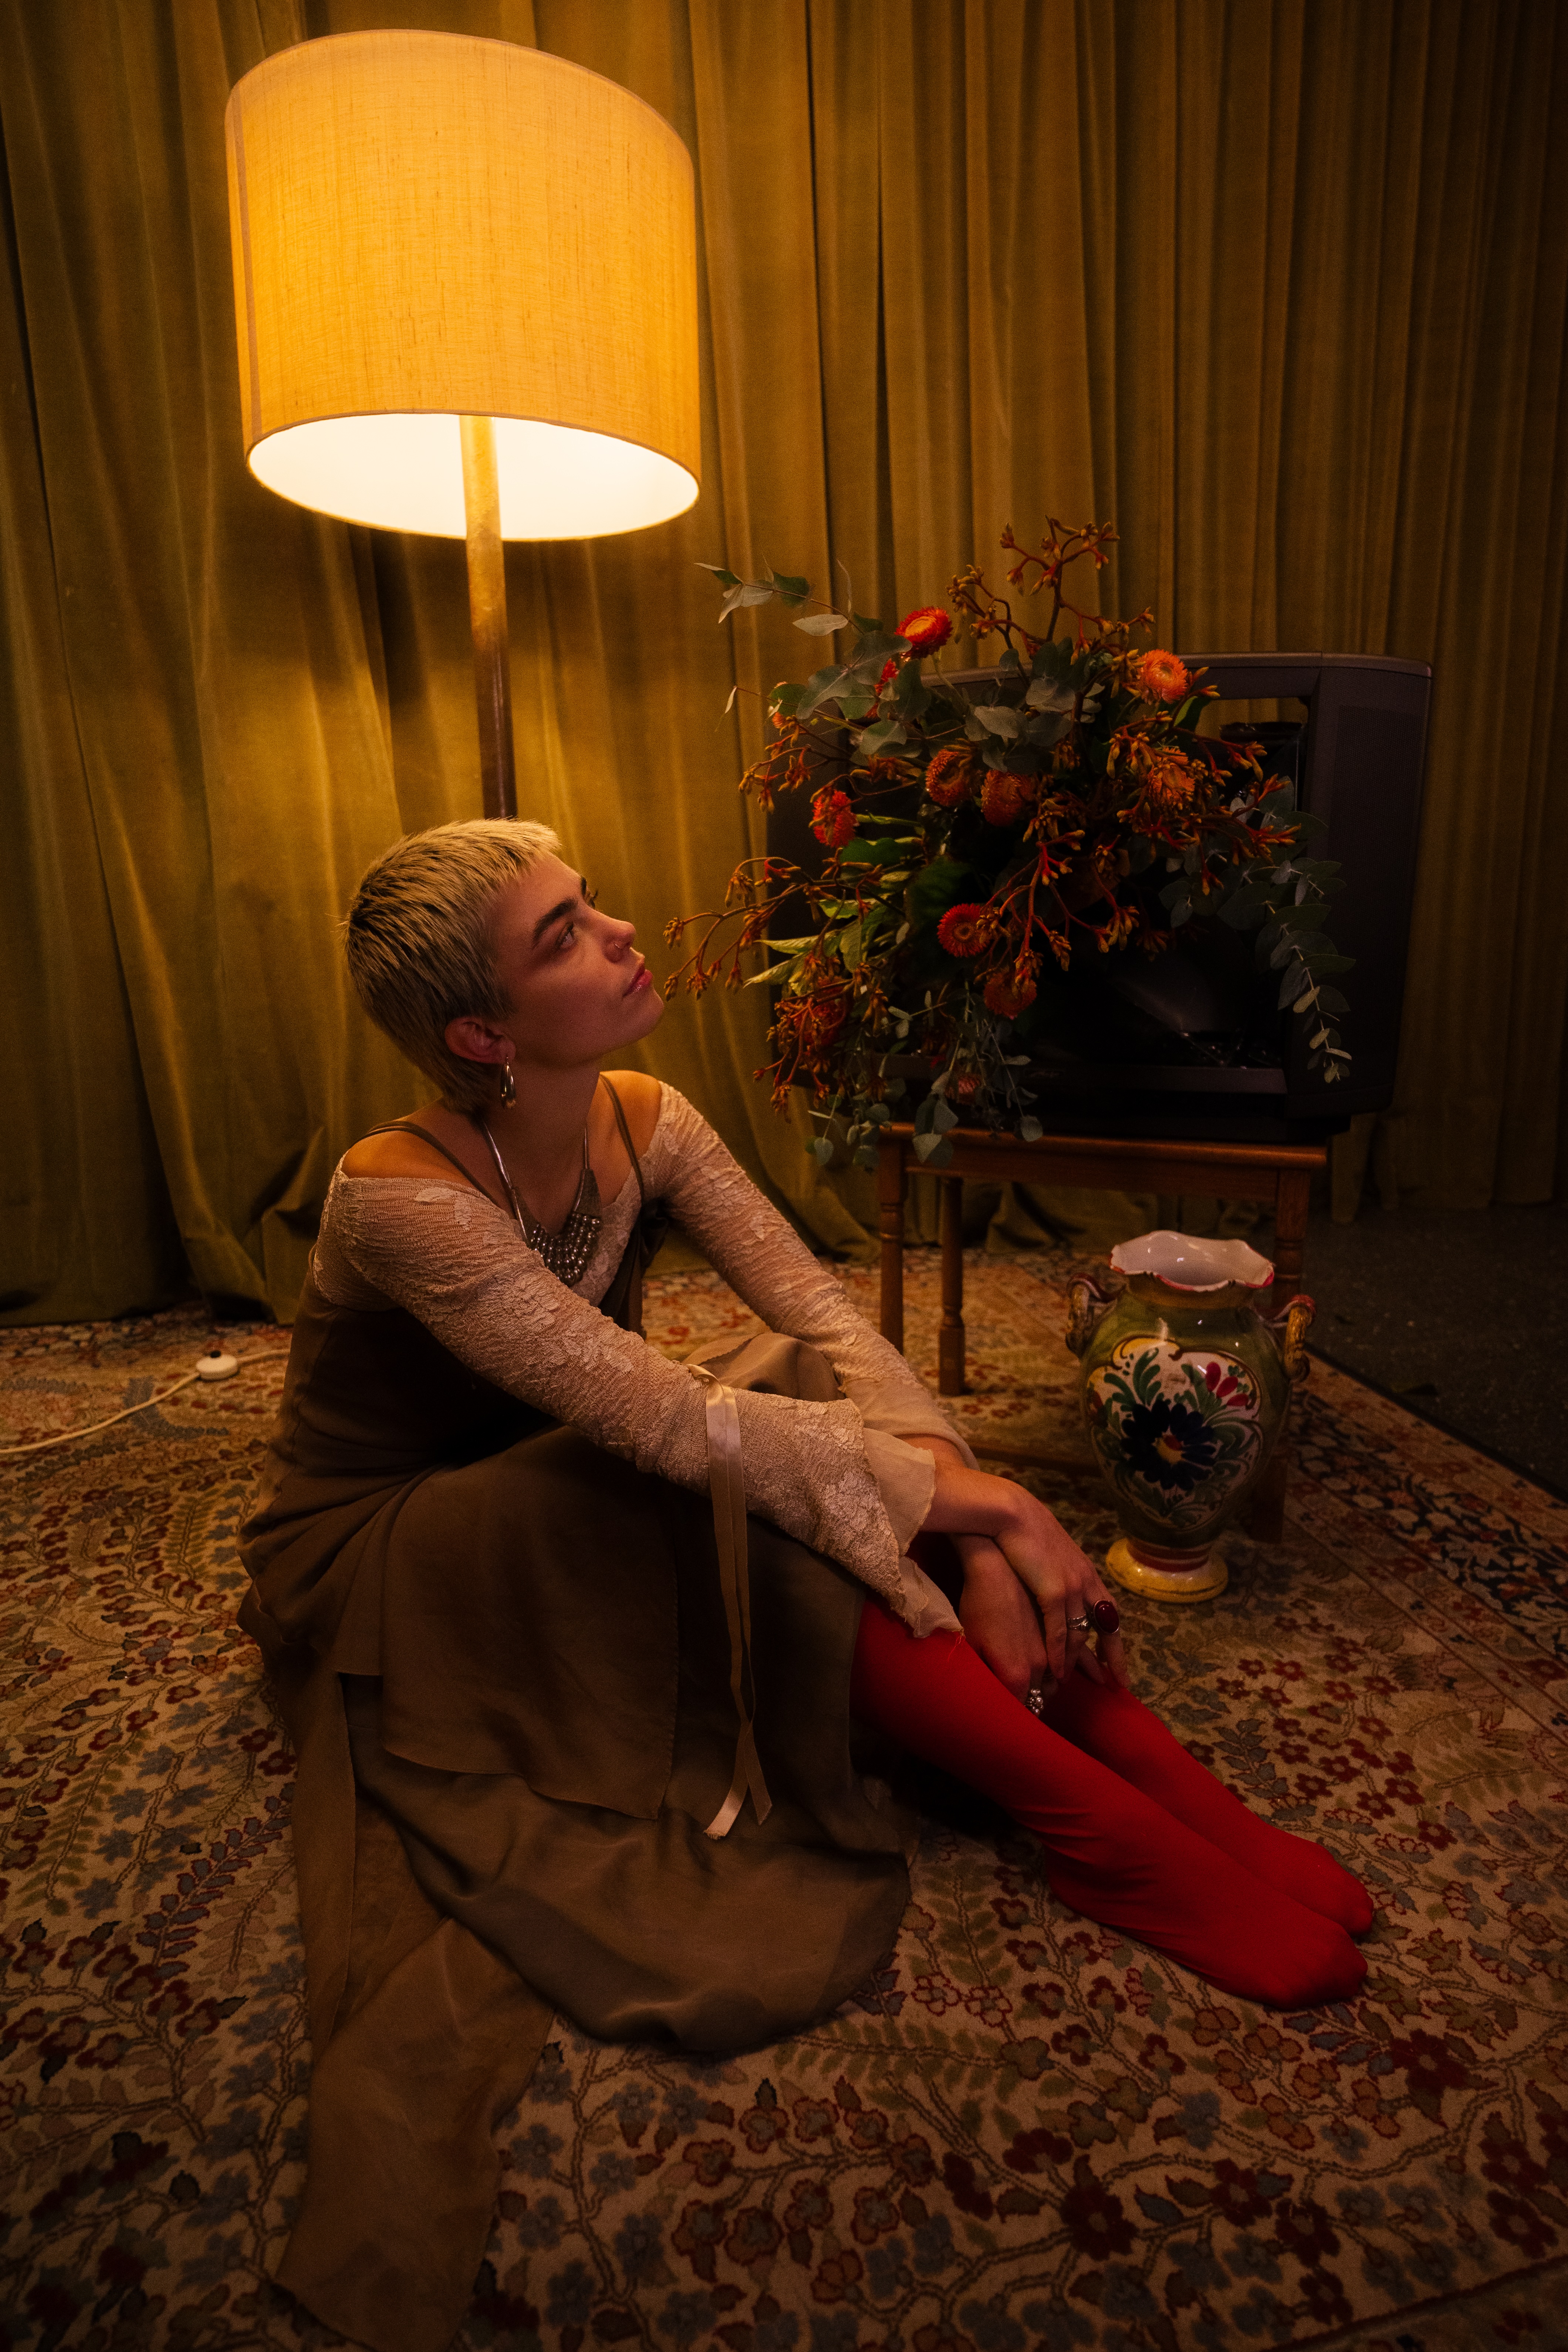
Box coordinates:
[239,1139,913,2352]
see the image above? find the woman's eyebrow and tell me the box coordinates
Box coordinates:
[530,891,581,948]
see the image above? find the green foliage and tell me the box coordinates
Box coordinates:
[673,526,1354,1166]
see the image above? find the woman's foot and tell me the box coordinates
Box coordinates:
[1045,1675,1376,1938]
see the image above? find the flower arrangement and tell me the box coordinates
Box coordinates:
[666,520,1351,1172]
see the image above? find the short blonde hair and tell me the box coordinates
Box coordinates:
[344,818,560,1114]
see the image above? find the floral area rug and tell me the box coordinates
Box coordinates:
[2,1252,1566,2352]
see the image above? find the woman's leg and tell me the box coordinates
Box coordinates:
[851,1606,1364,2010]
[1041,1669,1374,1936]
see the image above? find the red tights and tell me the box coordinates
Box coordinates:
[850,1605,1372,2010]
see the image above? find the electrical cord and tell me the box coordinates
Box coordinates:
[0,1348,293,1459]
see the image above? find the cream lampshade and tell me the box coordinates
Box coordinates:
[224,31,700,814]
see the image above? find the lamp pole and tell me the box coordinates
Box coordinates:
[459,415,516,820]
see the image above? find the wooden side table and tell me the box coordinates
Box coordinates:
[876,1124,1326,1541]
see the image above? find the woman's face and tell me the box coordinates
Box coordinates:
[472,855,663,1076]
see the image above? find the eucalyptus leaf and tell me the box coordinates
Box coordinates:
[720,582,775,618]
[696,563,741,586]
[858,719,908,757]
[912,1132,954,1167]
[1278,962,1311,1008]
[1024,676,1075,712]
[853,1145,881,1172]
[971,704,1023,740]
[807,1136,834,1166]
[1031,637,1074,681]
[768,570,810,597]
[1018,1115,1043,1142]
[931,1099,959,1133]
[795,610,851,635]
[852,612,884,632]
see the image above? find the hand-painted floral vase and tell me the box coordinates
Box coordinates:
[1066,1231,1313,1603]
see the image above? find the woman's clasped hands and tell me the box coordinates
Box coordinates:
[909,1444,1129,1704]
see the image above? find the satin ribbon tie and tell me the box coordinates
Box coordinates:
[690,1367,773,1839]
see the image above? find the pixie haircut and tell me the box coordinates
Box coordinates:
[344,818,560,1114]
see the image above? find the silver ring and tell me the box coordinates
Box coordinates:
[1067,1612,1092,1635]
[1025,1683,1046,1717]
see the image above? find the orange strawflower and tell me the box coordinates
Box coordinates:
[983,969,1037,1017]
[899,606,953,655]
[1136,649,1190,704]
[981,769,1037,827]
[925,747,977,807]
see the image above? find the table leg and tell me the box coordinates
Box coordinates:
[1270,1167,1311,1311]
[878,1137,906,1355]
[938,1176,966,1395]
[1248,1168,1312,1544]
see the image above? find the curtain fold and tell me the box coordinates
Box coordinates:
[2,0,1563,1327]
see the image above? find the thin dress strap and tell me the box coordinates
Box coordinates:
[359,1122,510,1214]
[599,1079,648,1212]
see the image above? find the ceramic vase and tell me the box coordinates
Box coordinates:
[1066,1230,1313,1602]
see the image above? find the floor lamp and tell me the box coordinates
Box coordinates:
[224,31,700,818]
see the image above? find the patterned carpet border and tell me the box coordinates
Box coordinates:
[2,1255,1567,2352]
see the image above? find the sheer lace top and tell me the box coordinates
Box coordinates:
[311,1084,971,1635]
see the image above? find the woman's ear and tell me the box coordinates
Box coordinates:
[443,1014,512,1068]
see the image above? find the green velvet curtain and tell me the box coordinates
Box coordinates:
[3,0,1564,1326]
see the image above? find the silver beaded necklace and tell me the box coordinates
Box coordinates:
[475,1108,603,1287]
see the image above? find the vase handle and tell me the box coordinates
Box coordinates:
[1066,1275,1113,1359]
[1267,1292,1316,1385]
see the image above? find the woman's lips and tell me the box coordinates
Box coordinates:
[625,963,651,996]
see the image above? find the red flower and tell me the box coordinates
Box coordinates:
[898,605,952,655]
[981,769,1036,826]
[925,747,976,807]
[811,788,856,847]
[936,902,992,957]
[1136,648,1190,702]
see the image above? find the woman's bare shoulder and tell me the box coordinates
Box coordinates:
[340,1108,483,1185]
[603,1069,665,1155]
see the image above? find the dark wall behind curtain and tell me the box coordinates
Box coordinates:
[2,0,1564,1325]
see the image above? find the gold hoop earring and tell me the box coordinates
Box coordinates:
[498,1062,517,1108]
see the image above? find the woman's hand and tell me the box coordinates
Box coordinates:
[953,1534,1050,1699]
[910,1445,1130,1697]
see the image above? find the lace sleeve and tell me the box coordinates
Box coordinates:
[323,1170,917,1617]
[643,1089,977,1465]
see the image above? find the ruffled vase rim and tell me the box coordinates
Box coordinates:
[1110,1228,1274,1293]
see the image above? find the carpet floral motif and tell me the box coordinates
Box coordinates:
[2,1257,1566,2351]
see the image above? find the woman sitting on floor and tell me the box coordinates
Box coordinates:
[240,817,1371,2348]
